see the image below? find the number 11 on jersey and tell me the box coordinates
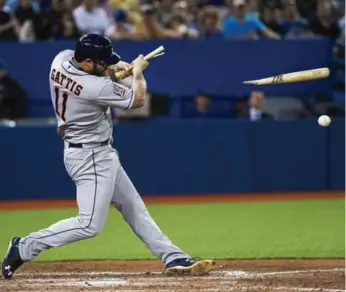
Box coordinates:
[54,87,68,121]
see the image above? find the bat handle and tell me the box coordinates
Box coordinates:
[115,46,165,79]
[115,65,133,80]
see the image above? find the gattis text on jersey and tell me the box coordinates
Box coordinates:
[113,84,126,98]
[51,69,83,96]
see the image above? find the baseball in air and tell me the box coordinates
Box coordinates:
[317,115,331,127]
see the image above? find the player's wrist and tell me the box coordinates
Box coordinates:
[133,70,143,80]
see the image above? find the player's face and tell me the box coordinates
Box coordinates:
[81,59,110,76]
[92,61,109,76]
[83,60,108,76]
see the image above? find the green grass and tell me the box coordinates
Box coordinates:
[0,199,344,261]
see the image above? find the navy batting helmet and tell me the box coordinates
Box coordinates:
[74,34,121,65]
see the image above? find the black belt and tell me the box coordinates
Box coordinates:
[68,139,110,148]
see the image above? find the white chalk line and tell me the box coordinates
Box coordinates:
[17,268,344,278]
[16,270,249,278]
[254,268,345,277]
[1,276,232,286]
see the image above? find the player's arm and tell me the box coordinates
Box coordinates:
[130,56,148,109]
[96,55,148,109]
[104,64,135,88]
[109,55,148,109]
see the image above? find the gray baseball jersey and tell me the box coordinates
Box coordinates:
[18,49,189,265]
[49,49,134,144]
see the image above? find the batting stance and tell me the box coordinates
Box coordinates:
[2,34,215,278]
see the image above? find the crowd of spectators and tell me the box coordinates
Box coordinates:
[0,0,344,45]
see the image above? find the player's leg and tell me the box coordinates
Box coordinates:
[2,147,117,278]
[111,164,188,263]
[18,147,117,260]
[111,162,215,274]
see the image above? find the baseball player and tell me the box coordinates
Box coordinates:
[2,34,215,279]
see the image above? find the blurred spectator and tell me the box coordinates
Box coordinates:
[223,0,280,39]
[338,14,344,35]
[14,0,36,24]
[173,0,199,31]
[0,0,18,40]
[295,0,316,20]
[108,0,140,16]
[198,7,222,37]
[309,0,340,40]
[140,4,182,39]
[260,5,284,35]
[108,0,142,30]
[234,97,248,118]
[185,93,213,118]
[66,0,83,10]
[280,0,313,38]
[246,0,260,19]
[36,0,79,40]
[3,0,39,13]
[167,13,199,38]
[105,8,145,39]
[235,91,273,120]
[184,93,230,118]
[336,11,344,57]
[17,17,35,40]
[107,0,142,33]
[0,61,28,120]
[73,0,110,35]
[34,0,62,40]
[156,0,174,27]
[14,0,38,41]
[61,11,80,39]
[248,91,273,120]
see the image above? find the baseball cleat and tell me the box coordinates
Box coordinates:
[165,258,215,275]
[2,237,24,279]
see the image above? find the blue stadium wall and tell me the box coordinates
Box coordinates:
[0,118,344,200]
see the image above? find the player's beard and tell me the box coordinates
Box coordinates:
[91,62,108,77]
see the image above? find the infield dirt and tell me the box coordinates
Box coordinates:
[0,259,344,292]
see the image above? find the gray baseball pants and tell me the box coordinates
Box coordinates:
[18,145,189,264]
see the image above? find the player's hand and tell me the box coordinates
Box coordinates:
[109,61,132,79]
[112,61,131,72]
[132,55,148,76]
